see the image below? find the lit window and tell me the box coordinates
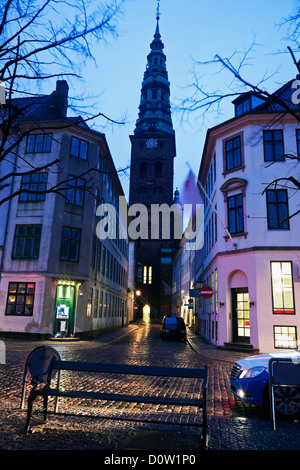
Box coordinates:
[148,266,152,284]
[6,282,35,316]
[274,326,297,349]
[143,266,147,284]
[143,266,152,284]
[271,261,294,314]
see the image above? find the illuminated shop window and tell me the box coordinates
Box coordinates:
[271,261,295,314]
[274,326,297,349]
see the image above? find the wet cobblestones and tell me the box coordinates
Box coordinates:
[1,322,300,452]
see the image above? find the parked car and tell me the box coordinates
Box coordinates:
[230,350,300,419]
[160,315,187,342]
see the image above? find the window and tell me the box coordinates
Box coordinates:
[93,289,99,318]
[26,134,52,153]
[225,136,242,171]
[274,326,297,349]
[227,194,244,234]
[91,235,97,268]
[263,130,284,162]
[66,176,85,207]
[60,227,81,262]
[102,246,106,274]
[96,240,102,272]
[99,291,103,317]
[106,251,110,277]
[87,288,92,318]
[296,130,300,158]
[155,161,162,177]
[6,282,35,316]
[266,189,289,229]
[235,98,251,116]
[271,261,294,314]
[139,161,147,177]
[19,173,48,202]
[70,136,88,160]
[143,266,152,284]
[13,225,41,259]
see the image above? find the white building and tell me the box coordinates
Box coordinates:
[176,81,300,353]
[0,81,132,339]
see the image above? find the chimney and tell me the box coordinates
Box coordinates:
[55,80,69,118]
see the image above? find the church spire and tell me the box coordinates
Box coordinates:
[134,1,174,136]
[155,0,161,37]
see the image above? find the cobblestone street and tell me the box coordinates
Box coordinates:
[0,322,300,453]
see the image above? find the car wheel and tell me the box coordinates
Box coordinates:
[273,386,300,420]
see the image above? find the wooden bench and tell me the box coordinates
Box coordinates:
[21,345,208,448]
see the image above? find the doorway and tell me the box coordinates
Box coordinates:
[232,288,250,343]
[53,283,76,337]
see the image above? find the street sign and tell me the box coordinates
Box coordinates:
[189,289,198,298]
[200,285,214,299]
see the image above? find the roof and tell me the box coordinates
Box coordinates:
[251,79,299,114]
[3,81,104,138]
[198,78,300,181]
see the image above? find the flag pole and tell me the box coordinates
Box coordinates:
[185,163,237,248]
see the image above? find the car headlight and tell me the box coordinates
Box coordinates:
[239,366,266,378]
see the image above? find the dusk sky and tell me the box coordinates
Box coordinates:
[51,0,299,198]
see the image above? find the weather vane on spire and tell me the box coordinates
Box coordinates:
[156,0,160,21]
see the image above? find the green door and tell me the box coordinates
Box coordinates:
[53,284,76,337]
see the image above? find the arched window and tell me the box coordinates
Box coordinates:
[155,161,162,177]
[139,161,147,177]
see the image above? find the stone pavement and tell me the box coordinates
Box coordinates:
[1,322,300,452]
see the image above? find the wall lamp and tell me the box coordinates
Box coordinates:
[219,300,225,308]
[249,300,255,307]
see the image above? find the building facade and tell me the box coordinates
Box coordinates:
[0,80,131,339]
[174,82,300,353]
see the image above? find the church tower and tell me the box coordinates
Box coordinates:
[129,4,177,318]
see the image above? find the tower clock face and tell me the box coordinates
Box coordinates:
[146,138,158,149]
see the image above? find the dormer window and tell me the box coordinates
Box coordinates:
[236,98,251,116]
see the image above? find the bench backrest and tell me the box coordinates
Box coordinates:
[269,357,300,387]
[52,359,207,380]
[269,356,300,430]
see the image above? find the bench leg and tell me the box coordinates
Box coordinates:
[24,393,35,434]
[43,395,49,423]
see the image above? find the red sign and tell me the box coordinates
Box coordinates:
[200,285,214,299]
